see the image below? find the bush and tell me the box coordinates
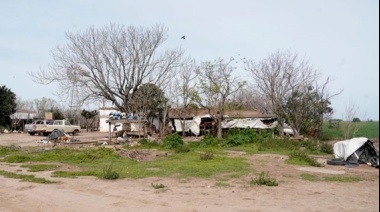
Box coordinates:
[250,171,278,186]
[102,163,120,180]
[200,151,214,161]
[162,133,184,149]
[198,134,221,147]
[319,142,334,154]
[151,183,166,189]
[287,151,322,167]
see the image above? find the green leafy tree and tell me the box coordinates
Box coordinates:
[48,107,64,120]
[196,58,246,138]
[129,83,167,117]
[0,85,17,128]
[282,86,333,137]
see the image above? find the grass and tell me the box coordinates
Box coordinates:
[322,121,379,140]
[301,173,362,182]
[0,170,57,184]
[20,164,59,172]
[1,146,250,180]
[286,151,323,167]
[0,126,372,182]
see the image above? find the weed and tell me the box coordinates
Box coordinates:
[323,176,361,182]
[250,171,278,186]
[151,183,166,189]
[301,173,362,182]
[0,144,21,156]
[301,173,319,181]
[200,151,214,161]
[21,164,59,172]
[163,133,184,149]
[102,163,120,180]
[198,134,221,147]
[0,170,57,184]
[287,151,323,167]
[214,181,230,187]
[175,145,190,153]
[319,142,334,154]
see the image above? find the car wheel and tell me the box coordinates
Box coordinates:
[72,130,79,136]
[28,132,35,136]
[326,158,346,166]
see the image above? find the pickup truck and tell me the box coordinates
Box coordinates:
[25,120,81,136]
[24,120,54,136]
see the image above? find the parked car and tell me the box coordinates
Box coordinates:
[25,120,80,136]
[24,120,54,136]
[45,120,81,136]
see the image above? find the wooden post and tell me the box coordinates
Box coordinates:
[109,121,112,143]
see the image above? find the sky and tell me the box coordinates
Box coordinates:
[0,0,379,120]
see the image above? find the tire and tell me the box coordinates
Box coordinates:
[327,158,346,166]
[28,132,35,136]
[72,130,79,136]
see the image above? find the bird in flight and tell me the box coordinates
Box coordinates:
[181,35,185,39]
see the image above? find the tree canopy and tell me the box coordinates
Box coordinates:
[0,85,17,127]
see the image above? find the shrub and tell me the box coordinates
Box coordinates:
[319,142,334,154]
[287,151,322,167]
[198,134,221,147]
[162,133,184,149]
[151,183,166,189]
[174,145,190,153]
[102,163,120,180]
[250,171,278,186]
[200,151,214,161]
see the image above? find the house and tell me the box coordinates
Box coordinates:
[10,110,37,130]
[168,108,277,136]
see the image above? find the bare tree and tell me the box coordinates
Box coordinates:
[33,97,58,119]
[245,50,341,137]
[231,86,272,113]
[29,23,184,112]
[342,100,366,139]
[196,57,246,138]
[170,58,199,136]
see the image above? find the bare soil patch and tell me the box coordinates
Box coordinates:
[0,132,378,212]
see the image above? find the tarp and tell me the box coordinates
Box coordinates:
[333,137,368,160]
[46,129,66,141]
[333,137,379,168]
[222,118,277,129]
[173,116,202,136]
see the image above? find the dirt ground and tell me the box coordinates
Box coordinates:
[0,132,379,212]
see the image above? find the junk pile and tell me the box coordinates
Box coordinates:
[36,129,79,145]
[328,137,379,168]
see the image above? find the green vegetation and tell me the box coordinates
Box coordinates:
[0,170,57,184]
[286,151,323,167]
[301,173,362,182]
[322,121,379,140]
[151,183,166,189]
[199,150,214,161]
[102,163,120,180]
[1,127,368,183]
[250,171,278,186]
[21,164,59,172]
[0,144,21,157]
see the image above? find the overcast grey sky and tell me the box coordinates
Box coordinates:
[0,0,378,120]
